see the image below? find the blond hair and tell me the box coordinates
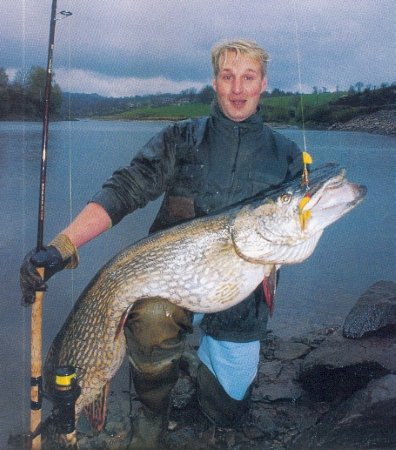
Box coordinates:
[211,39,270,77]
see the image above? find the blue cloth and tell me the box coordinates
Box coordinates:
[194,313,260,401]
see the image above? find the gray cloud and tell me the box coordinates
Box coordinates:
[2,0,395,96]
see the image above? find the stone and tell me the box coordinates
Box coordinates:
[273,340,310,360]
[258,360,283,380]
[290,327,336,349]
[299,330,395,402]
[253,361,303,402]
[343,280,396,338]
[289,375,396,449]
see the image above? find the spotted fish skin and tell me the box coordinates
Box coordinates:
[44,163,366,422]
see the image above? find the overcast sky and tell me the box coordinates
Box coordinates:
[2,0,395,97]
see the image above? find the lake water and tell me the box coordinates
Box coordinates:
[0,120,395,446]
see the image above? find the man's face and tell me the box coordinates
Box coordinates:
[213,50,267,122]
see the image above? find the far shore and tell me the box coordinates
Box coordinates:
[1,109,394,136]
[94,109,396,136]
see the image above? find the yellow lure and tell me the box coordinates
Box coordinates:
[299,151,313,230]
[298,194,312,230]
[302,151,313,164]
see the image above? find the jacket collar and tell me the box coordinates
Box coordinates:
[210,100,263,131]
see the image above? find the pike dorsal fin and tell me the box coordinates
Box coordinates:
[83,382,110,432]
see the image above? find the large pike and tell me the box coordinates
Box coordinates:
[44,163,366,429]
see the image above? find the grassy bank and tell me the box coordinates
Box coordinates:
[100,103,211,121]
[97,86,395,127]
[99,91,345,123]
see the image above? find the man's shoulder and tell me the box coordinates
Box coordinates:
[261,122,286,137]
[174,115,210,129]
[254,124,301,160]
[262,123,300,149]
[170,115,210,143]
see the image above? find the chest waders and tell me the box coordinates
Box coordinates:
[124,298,193,449]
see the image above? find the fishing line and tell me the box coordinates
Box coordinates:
[65,7,75,311]
[62,6,78,364]
[292,0,313,191]
[292,0,308,153]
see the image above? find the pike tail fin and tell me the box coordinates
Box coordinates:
[83,382,110,432]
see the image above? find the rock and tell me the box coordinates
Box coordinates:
[299,330,395,402]
[290,327,337,349]
[289,375,396,449]
[260,331,282,360]
[259,360,283,380]
[244,405,278,440]
[273,340,310,360]
[244,402,321,446]
[343,280,396,338]
[253,360,303,402]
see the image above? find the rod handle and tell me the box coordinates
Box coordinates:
[30,267,44,450]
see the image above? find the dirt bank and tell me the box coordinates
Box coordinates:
[329,110,396,136]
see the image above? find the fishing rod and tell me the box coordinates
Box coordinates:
[29,2,72,449]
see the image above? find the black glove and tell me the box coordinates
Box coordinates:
[20,246,64,304]
[20,234,79,306]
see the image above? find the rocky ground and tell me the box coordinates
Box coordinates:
[9,281,395,449]
[328,110,396,136]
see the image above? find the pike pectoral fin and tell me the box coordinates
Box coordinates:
[83,382,110,432]
[262,266,277,317]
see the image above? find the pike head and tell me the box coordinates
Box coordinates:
[231,163,367,266]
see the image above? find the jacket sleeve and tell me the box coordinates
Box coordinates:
[285,139,304,181]
[90,124,179,226]
[272,131,304,182]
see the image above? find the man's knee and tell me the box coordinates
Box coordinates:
[196,337,259,427]
[124,297,193,374]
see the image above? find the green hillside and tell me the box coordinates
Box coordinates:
[261,91,345,124]
[100,91,346,123]
[102,103,211,121]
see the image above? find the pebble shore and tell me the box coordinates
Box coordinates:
[328,110,396,136]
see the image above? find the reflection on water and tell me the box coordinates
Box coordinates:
[0,120,395,445]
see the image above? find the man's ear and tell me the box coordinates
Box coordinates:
[212,78,217,92]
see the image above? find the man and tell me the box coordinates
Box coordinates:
[20,39,303,448]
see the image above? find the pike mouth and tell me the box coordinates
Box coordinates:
[301,171,367,224]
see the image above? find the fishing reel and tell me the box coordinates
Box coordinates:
[9,366,81,449]
[52,366,81,435]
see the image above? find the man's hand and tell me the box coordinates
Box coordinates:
[20,234,78,306]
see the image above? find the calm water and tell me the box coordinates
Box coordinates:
[0,120,395,445]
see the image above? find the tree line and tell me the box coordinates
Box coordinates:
[0,66,62,119]
[1,65,394,122]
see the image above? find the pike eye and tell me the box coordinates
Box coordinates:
[280,193,292,204]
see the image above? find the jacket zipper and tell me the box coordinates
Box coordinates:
[230,125,241,196]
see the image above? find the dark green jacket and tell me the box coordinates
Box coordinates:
[92,103,303,341]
